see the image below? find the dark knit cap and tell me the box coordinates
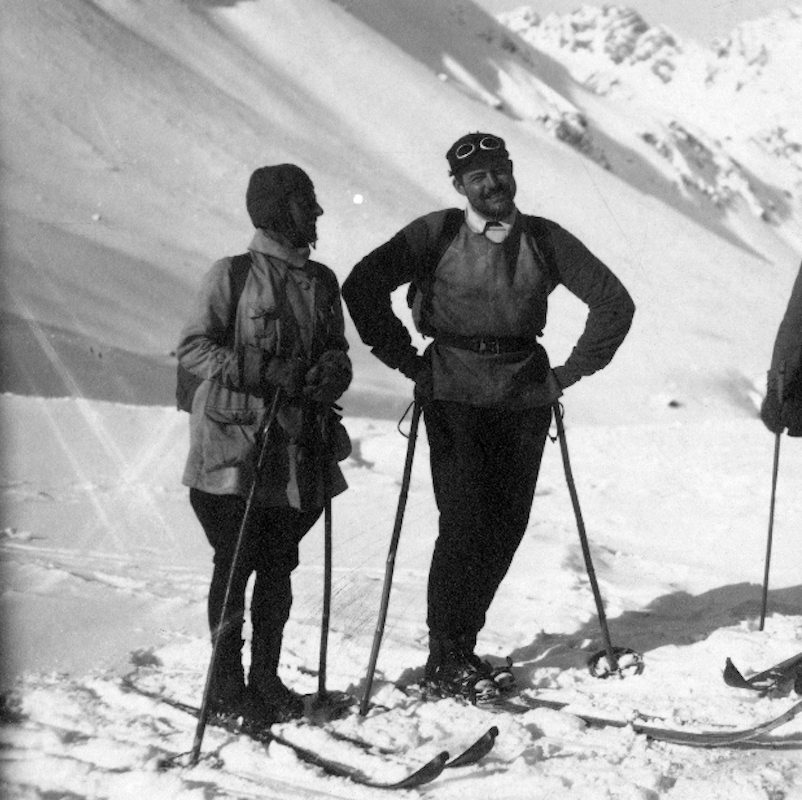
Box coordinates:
[246,164,314,228]
[446,132,509,177]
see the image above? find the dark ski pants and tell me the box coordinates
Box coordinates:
[423,400,552,644]
[189,489,320,685]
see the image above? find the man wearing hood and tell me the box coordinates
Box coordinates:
[177,164,351,725]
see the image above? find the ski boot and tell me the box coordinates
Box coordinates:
[422,637,499,703]
[488,656,517,693]
[208,646,247,720]
[243,675,305,730]
[459,633,517,695]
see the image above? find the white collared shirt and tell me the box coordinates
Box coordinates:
[465,204,517,243]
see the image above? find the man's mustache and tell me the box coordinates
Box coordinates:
[482,188,511,200]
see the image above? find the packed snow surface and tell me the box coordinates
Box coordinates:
[2,395,802,798]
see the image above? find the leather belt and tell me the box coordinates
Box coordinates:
[435,331,540,355]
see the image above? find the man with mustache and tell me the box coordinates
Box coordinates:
[343,132,634,701]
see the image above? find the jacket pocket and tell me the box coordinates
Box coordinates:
[203,406,259,470]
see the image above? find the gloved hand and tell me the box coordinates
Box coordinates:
[304,349,352,404]
[395,351,433,404]
[413,363,434,405]
[396,352,426,382]
[762,397,802,436]
[786,397,802,436]
[760,373,802,436]
[263,354,308,397]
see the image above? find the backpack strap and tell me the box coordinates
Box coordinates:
[175,252,252,411]
[427,208,465,275]
[405,208,464,336]
[226,252,252,339]
[521,215,561,291]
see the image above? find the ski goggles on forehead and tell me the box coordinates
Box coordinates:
[454,135,504,160]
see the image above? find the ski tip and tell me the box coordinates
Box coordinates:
[445,727,500,769]
[389,750,450,791]
[723,657,753,689]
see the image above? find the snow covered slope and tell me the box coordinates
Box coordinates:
[1,0,799,422]
[3,4,802,796]
[2,394,802,798]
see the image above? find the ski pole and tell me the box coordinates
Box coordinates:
[359,401,422,716]
[759,362,786,631]
[318,413,333,699]
[190,388,282,766]
[553,403,622,675]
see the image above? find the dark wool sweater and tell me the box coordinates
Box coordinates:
[343,209,635,408]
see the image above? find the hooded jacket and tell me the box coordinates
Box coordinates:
[177,229,350,509]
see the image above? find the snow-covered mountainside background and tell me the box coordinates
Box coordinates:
[2,1,802,798]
